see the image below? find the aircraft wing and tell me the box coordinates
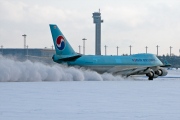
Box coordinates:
[161,60,171,67]
[161,64,171,67]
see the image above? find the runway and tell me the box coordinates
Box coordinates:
[1,79,180,120]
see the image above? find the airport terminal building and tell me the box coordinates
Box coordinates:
[0,48,55,64]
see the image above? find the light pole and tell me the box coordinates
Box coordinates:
[82,38,87,55]
[170,46,172,56]
[51,45,54,50]
[156,45,159,56]
[145,46,148,54]
[1,45,3,55]
[117,46,119,55]
[22,34,27,49]
[129,45,132,55]
[104,45,107,55]
[26,45,28,59]
[78,45,81,54]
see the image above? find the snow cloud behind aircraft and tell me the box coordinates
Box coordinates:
[0,56,124,82]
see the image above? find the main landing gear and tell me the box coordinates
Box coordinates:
[146,71,154,80]
[148,77,153,80]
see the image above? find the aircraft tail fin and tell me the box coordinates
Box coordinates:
[49,24,81,62]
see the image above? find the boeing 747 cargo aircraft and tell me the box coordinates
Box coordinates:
[49,24,169,80]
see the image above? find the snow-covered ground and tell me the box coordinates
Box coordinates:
[1,56,180,120]
[1,74,180,120]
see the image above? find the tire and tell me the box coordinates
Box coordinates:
[148,71,154,80]
[148,77,153,80]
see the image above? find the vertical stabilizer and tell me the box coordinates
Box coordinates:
[49,24,76,57]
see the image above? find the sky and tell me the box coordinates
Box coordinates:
[0,0,180,56]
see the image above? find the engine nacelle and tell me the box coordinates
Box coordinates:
[146,71,154,77]
[155,68,168,76]
[145,68,154,77]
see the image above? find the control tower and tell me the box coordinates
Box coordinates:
[92,10,103,55]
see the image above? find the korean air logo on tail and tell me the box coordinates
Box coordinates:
[56,36,65,50]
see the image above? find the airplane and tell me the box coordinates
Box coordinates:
[49,24,169,80]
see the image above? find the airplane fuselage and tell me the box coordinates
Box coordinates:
[54,53,163,74]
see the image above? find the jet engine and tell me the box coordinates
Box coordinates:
[155,68,168,76]
[145,68,155,80]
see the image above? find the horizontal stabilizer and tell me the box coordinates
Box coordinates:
[58,55,81,61]
[52,54,82,62]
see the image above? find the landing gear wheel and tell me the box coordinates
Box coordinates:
[148,77,153,80]
[147,71,154,80]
